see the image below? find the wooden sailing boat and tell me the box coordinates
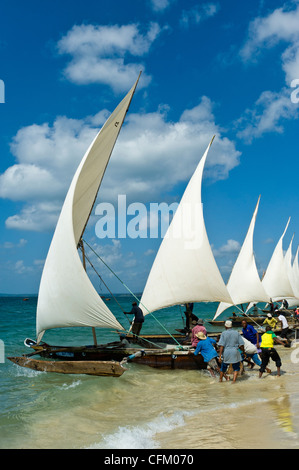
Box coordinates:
[139,137,233,318]
[8,76,143,377]
[15,135,231,371]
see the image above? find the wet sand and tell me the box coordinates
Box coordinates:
[156,345,299,449]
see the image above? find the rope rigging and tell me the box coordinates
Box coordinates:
[82,238,183,348]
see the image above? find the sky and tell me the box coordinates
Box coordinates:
[0,0,299,295]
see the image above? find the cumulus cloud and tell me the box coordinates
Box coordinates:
[235,88,298,142]
[240,2,299,84]
[236,2,299,142]
[57,23,164,91]
[240,3,299,66]
[213,239,241,258]
[0,96,241,232]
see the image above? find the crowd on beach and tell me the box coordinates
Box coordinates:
[124,300,296,383]
[188,307,294,383]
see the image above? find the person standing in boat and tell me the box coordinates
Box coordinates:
[125,302,144,337]
[191,319,207,347]
[263,313,278,330]
[218,320,245,383]
[184,303,198,331]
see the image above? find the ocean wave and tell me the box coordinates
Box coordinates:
[85,410,195,449]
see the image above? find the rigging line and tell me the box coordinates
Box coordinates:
[234,304,263,329]
[79,245,131,329]
[83,238,183,348]
[178,304,186,327]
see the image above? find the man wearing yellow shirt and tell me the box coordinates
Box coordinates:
[262,313,278,330]
[259,326,285,378]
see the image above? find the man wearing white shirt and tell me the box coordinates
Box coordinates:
[278,313,291,343]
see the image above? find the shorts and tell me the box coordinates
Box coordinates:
[259,348,282,373]
[220,362,240,372]
[207,357,219,369]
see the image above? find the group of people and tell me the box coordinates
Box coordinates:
[123,301,289,384]
[190,317,287,383]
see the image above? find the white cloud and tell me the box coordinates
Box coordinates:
[14,260,33,275]
[2,238,27,249]
[240,3,299,63]
[236,88,298,142]
[57,23,164,91]
[236,3,299,142]
[213,239,241,258]
[180,3,219,28]
[0,96,241,232]
[150,0,174,12]
[240,2,299,85]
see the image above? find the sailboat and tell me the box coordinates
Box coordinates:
[8,76,144,377]
[261,218,295,302]
[283,236,299,308]
[139,137,233,317]
[209,196,270,326]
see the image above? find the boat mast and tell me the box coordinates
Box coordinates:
[79,239,97,346]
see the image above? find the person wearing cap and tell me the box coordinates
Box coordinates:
[262,313,278,330]
[218,320,245,383]
[193,332,225,378]
[124,302,144,337]
[191,319,207,347]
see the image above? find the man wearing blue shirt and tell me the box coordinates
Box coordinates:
[193,332,227,379]
[241,320,260,347]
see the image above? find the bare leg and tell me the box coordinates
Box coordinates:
[232,370,238,383]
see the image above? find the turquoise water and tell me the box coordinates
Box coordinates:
[1,296,299,449]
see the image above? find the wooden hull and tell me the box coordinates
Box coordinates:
[29,344,206,370]
[132,349,206,369]
[8,356,126,377]
[208,317,266,327]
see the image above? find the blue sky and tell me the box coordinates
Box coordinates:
[0,0,299,295]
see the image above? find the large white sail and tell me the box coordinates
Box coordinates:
[284,235,299,303]
[36,77,140,342]
[213,196,270,320]
[262,218,294,301]
[292,246,299,297]
[139,137,232,316]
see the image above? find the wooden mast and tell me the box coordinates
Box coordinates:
[80,240,97,346]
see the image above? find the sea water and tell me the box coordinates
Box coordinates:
[1,296,299,449]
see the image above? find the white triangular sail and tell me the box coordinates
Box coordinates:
[262,218,294,301]
[36,77,140,342]
[292,246,299,298]
[284,235,299,304]
[139,137,232,316]
[213,196,270,320]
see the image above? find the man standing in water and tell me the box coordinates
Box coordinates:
[259,326,285,378]
[218,320,245,383]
